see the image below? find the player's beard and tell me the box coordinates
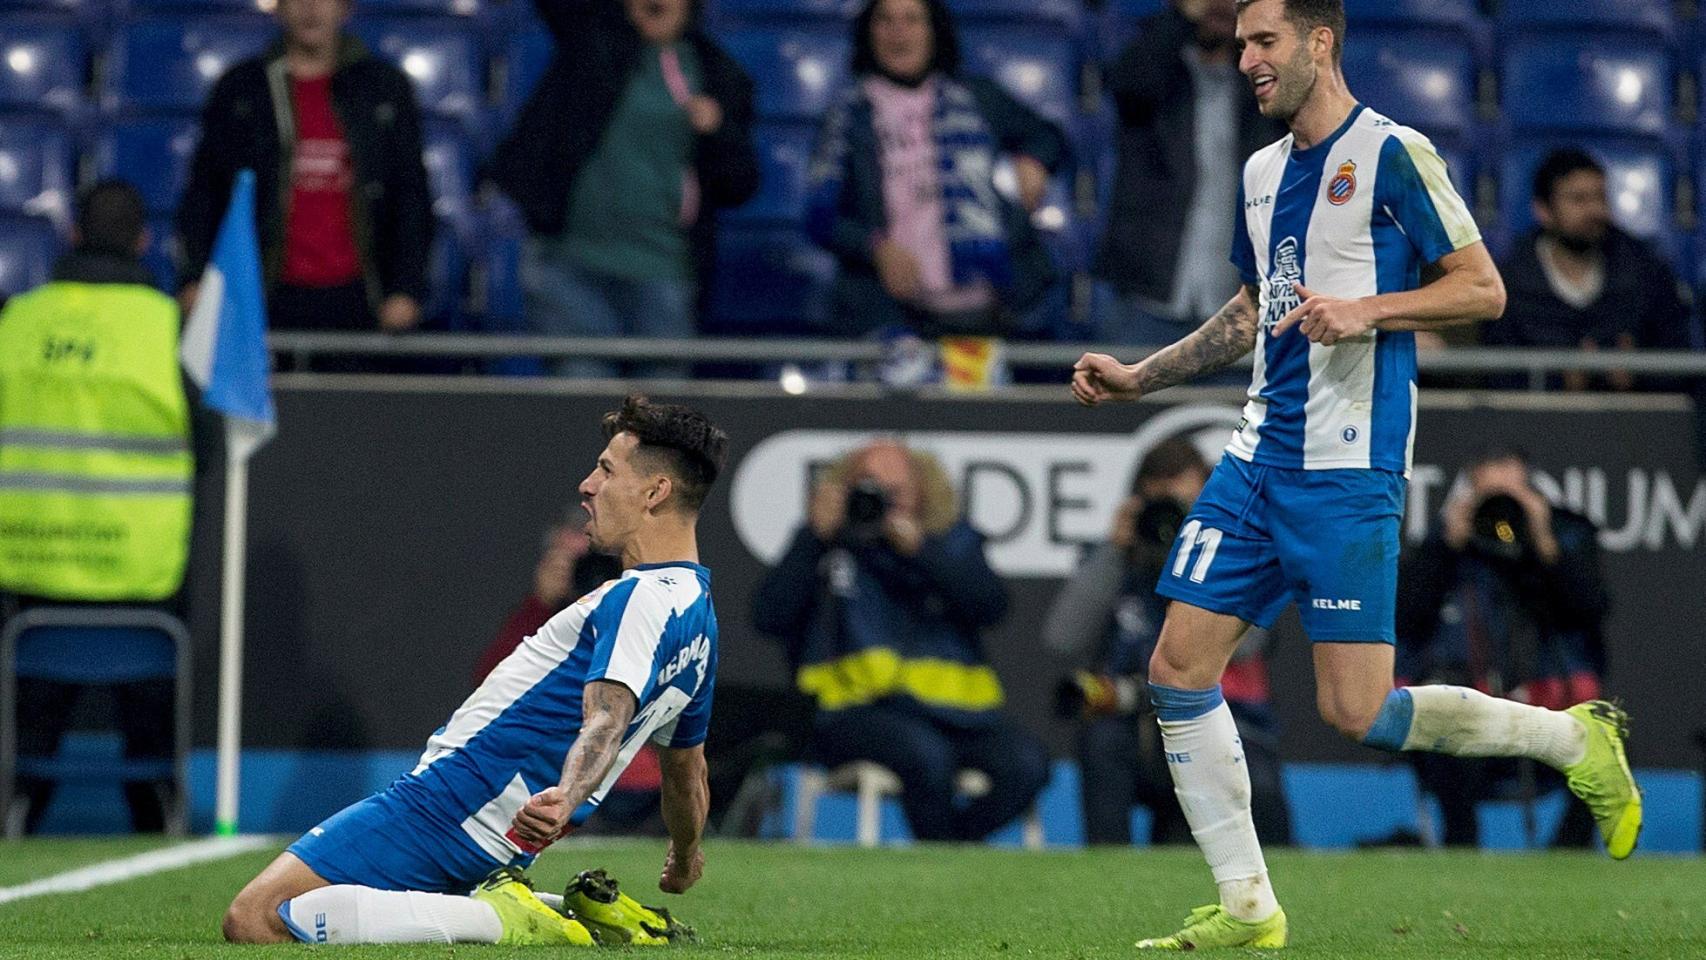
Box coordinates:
[1262,45,1317,123]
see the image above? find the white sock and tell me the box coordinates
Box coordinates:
[1402,685,1587,769]
[281,885,503,944]
[1158,700,1280,923]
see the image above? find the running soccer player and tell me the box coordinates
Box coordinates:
[221,396,727,946]
[1072,0,1641,950]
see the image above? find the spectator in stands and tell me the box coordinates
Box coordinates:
[1044,438,1290,847]
[487,0,759,379]
[1092,0,1282,349]
[1488,148,1697,390]
[751,439,1049,842]
[0,182,193,834]
[1396,445,1607,848]
[176,0,433,355]
[472,522,660,833]
[805,0,1071,340]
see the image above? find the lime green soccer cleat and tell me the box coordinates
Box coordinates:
[564,869,696,946]
[1136,904,1287,950]
[1562,700,1643,860]
[472,867,596,946]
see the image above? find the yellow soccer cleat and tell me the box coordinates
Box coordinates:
[1563,700,1643,860]
[472,867,596,947]
[564,869,696,946]
[1136,904,1287,951]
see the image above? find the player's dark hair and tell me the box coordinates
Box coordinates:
[1133,438,1209,495]
[1531,148,1605,206]
[602,395,729,513]
[75,180,147,258]
[851,0,960,79]
[1237,0,1345,64]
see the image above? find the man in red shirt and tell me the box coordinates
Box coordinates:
[178,0,433,346]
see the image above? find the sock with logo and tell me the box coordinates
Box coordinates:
[279,886,503,944]
[1151,683,1280,923]
[1361,685,1587,769]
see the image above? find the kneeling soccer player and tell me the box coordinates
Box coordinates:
[222,396,727,946]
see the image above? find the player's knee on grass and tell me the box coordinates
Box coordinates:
[222,887,292,943]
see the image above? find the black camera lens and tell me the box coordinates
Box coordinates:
[1134,499,1188,547]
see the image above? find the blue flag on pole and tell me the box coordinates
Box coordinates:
[180,169,275,461]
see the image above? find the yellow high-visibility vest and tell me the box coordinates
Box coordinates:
[0,280,192,600]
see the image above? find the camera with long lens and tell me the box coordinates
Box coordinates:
[842,479,890,546]
[1054,671,1152,720]
[1133,498,1188,549]
[1467,493,1530,564]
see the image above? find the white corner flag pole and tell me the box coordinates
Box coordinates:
[214,418,251,837]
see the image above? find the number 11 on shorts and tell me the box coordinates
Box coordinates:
[1171,520,1223,584]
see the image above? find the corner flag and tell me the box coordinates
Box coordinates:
[180,169,275,461]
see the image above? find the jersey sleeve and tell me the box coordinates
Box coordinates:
[585,579,668,701]
[653,668,715,748]
[1230,177,1259,285]
[1375,133,1481,265]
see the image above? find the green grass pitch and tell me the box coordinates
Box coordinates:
[1,838,1703,958]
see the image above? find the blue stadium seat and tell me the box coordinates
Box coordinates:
[1344,0,1480,28]
[107,15,275,112]
[422,121,474,221]
[350,0,480,17]
[727,121,814,225]
[0,217,60,299]
[90,117,199,214]
[959,25,1077,124]
[1496,0,1673,38]
[0,118,75,225]
[716,24,849,122]
[1499,137,1673,244]
[141,216,177,292]
[352,17,484,120]
[708,0,857,25]
[0,17,87,113]
[705,226,833,334]
[1500,37,1670,137]
[947,0,1078,30]
[498,22,553,122]
[1341,31,1475,138]
[119,0,272,13]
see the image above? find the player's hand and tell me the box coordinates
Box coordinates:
[1109,495,1144,550]
[512,787,571,845]
[1273,283,1377,345]
[1071,353,1142,406]
[659,845,703,894]
[684,95,723,135]
[874,240,923,302]
[1442,490,1475,551]
[808,480,848,543]
[883,510,924,556]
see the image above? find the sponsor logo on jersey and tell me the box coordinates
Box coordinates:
[1327,160,1358,206]
[1312,598,1363,611]
[1262,236,1302,330]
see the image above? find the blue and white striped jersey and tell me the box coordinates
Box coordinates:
[387,562,717,863]
[1228,105,1480,474]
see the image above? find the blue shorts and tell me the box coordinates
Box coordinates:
[287,792,510,893]
[1154,456,1405,643]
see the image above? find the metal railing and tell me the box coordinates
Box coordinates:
[268,333,1706,391]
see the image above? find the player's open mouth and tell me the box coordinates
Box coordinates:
[1252,75,1276,97]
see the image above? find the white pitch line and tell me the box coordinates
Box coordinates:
[0,835,275,906]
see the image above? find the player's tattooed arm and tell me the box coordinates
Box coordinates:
[1134,283,1262,393]
[510,680,637,845]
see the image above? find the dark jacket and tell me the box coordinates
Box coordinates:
[486,0,759,290]
[1489,226,1695,351]
[175,36,433,308]
[804,75,1069,336]
[1094,9,1282,299]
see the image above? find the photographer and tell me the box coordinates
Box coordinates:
[1396,446,1609,848]
[1044,439,1291,846]
[752,440,1049,842]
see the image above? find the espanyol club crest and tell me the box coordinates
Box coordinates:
[1327,160,1357,205]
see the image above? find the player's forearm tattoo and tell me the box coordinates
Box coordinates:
[1135,285,1261,394]
[557,681,636,809]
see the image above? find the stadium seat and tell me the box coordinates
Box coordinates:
[959,25,1078,125]
[352,17,484,120]
[704,226,834,334]
[497,21,553,122]
[1341,31,1475,138]
[118,0,272,13]
[0,216,61,302]
[422,121,474,224]
[90,117,199,215]
[141,215,177,292]
[0,17,87,114]
[1343,0,1480,28]
[0,118,75,225]
[708,0,857,25]
[106,15,275,112]
[1500,37,1670,137]
[946,0,1078,31]
[1496,0,1673,39]
[726,121,815,225]
[715,24,849,122]
[349,0,480,17]
[1499,137,1673,245]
